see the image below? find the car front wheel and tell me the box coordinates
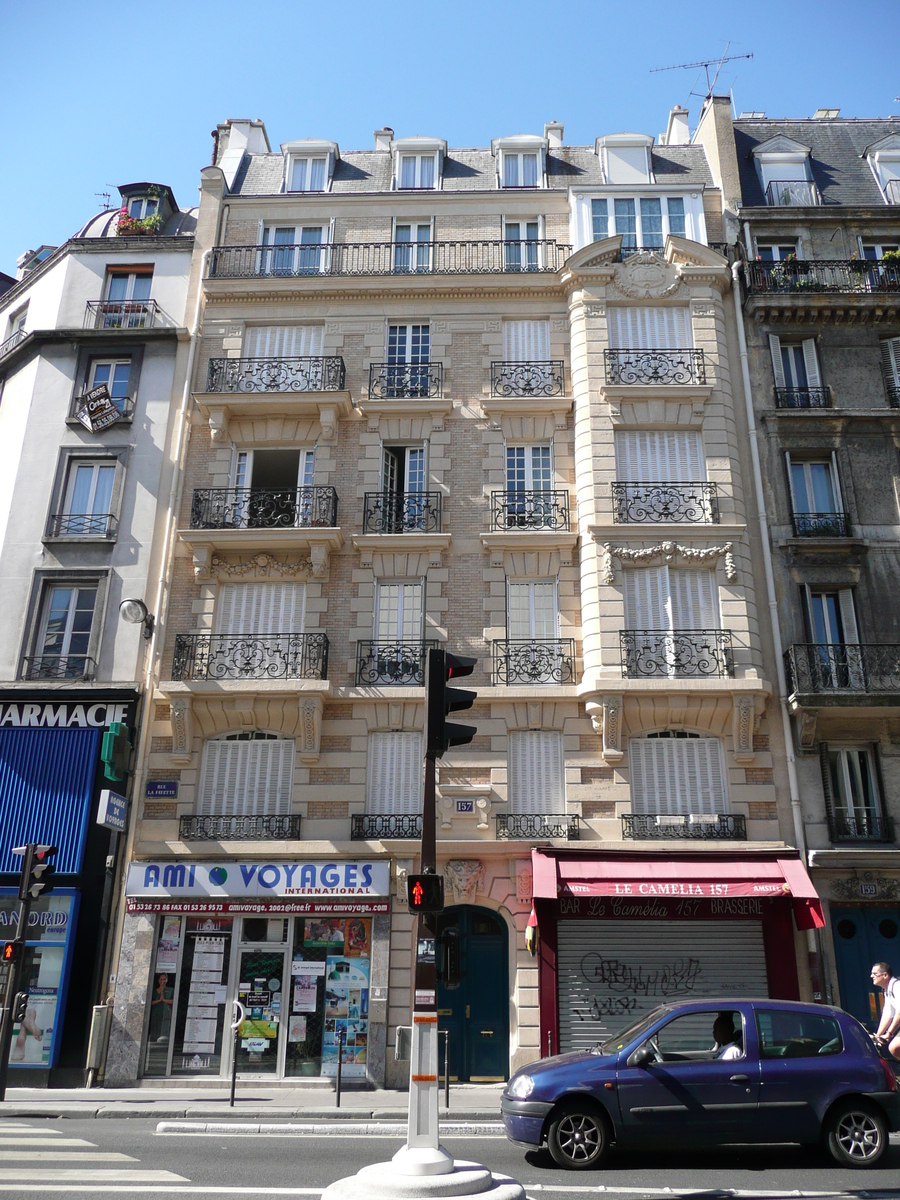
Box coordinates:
[547,1103,611,1170]
[824,1101,888,1167]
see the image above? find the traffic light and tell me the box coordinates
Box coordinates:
[407,873,445,915]
[101,722,132,782]
[425,648,477,759]
[18,844,57,901]
[2,942,18,964]
[11,993,28,1024]
[439,927,461,990]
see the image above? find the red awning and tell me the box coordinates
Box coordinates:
[532,849,824,930]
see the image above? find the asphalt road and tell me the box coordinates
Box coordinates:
[4,1117,900,1198]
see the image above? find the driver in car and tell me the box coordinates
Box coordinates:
[713,1012,743,1060]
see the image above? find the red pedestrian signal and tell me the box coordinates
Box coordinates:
[407,873,444,914]
[2,942,18,964]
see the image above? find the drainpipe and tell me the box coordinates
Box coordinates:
[730,261,806,857]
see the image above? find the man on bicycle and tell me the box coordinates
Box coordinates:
[871,962,900,1059]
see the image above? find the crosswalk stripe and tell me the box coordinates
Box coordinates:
[0,1170,189,1182]
[0,1137,98,1146]
[0,1150,139,1161]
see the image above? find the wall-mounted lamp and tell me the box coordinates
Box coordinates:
[119,598,155,639]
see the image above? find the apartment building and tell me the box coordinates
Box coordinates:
[0,184,195,1083]
[106,111,822,1089]
[699,103,900,1029]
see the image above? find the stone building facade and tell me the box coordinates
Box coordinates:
[107,111,822,1089]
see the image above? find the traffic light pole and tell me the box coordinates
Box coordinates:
[0,894,30,1101]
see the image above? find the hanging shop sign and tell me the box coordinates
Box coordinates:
[97,789,128,832]
[75,383,123,433]
[126,860,391,901]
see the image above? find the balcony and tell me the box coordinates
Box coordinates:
[604,348,706,386]
[84,300,160,330]
[612,482,719,524]
[785,643,900,695]
[179,814,303,841]
[22,654,95,681]
[620,630,734,679]
[207,240,571,279]
[622,813,747,840]
[490,490,569,531]
[828,813,894,844]
[765,180,821,207]
[368,363,443,400]
[492,640,576,686]
[356,640,437,686]
[490,361,566,398]
[0,328,27,359]
[791,511,850,538]
[362,491,442,534]
[172,632,329,682]
[351,814,422,840]
[46,512,116,538]
[496,814,580,840]
[190,486,338,530]
[774,386,831,409]
[207,356,346,393]
[745,259,900,296]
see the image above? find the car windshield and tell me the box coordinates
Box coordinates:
[599,1006,669,1054]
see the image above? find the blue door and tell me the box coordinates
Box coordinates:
[437,906,509,1082]
[831,907,900,1030]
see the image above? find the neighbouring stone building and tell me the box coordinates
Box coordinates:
[105,108,825,1090]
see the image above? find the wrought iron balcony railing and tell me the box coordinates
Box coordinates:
[490,361,566,398]
[765,180,821,207]
[622,813,747,840]
[46,512,117,538]
[745,259,900,295]
[496,814,580,840]
[356,640,438,685]
[774,386,831,408]
[0,328,27,359]
[84,300,160,330]
[22,654,96,681]
[190,486,338,530]
[208,240,571,279]
[492,640,576,685]
[351,814,422,840]
[362,491,442,534]
[206,356,346,393]
[604,348,706,386]
[612,481,719,524]
[829,813,893,844]
[368,362,443,399]
[785,643,900,694]
[172,632,329,681]
[791,511,850,538]
[490,489,570,531]
[179,814,303,841]
[621,629,734,679]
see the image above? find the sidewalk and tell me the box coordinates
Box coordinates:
[0,1081,507,1121]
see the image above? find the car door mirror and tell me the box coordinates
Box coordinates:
[628,1042,656,1068]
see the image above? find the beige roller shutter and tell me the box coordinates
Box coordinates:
[503,320,550,361]
[197,737,295,817]
[607,307,692,348]
[366,732,422,815]
[244,325,324,357]
[557,919,769,1053]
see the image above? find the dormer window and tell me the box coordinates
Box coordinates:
[504,153,539,188]
[865,134,900,204]
[493,136,547,189]
[595,134,654,185]
[390,138,446,190]
[399,154,435,189]
[127,195,159,219]
[751,136,819,206]
[281,140,339,194]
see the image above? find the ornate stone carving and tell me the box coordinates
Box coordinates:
[586,696,623,763]
[584,303,606,319]
[207,408,228,442]
[169,698,192,764]
[691,301,717,318]
[799,710,818,749]
[601,540,736,584]
[297,697,322,763]
[732,696,756,763]
[831,875,900,901]
[515,860,533,903]
[211,553,315,580]
[615,252,682,299]
[443,860,485,905]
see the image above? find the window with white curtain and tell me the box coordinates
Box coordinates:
[629,733,728,816]
[502,152,540,188]
[507,580,557,640]
[607,307,693,348]
[502,320,550,362]
[591,197,687,247]
[289,157,327,192]
[197,732,294,817]
[375,581,423,641]
[242,325,324,357]
[399,155,436,189]
[624,566,720,631]
[366,732,422,814]
[215,583,306,635]
[508,730,564,814]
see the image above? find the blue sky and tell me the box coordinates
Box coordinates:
[2,0,898,276]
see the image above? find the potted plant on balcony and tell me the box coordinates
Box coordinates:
[116,186,164,236]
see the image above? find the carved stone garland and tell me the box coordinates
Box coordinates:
[602,540,736,585]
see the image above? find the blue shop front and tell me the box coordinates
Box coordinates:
[0,689,138,1085]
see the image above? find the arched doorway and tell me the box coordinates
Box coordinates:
[436,905,509,1082]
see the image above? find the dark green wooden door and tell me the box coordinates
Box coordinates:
[437,906,508,1081]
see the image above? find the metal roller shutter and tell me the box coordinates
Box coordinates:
[558,919,768,1053]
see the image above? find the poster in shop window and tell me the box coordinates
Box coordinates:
[321,955,370,1078]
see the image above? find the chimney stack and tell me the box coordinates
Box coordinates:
[544,121,564,149]
[374,127,394,152]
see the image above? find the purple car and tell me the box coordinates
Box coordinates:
[501,998,900,1169]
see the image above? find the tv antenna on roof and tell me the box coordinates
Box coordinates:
[95,190,112,210]
[651,44,753,101]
